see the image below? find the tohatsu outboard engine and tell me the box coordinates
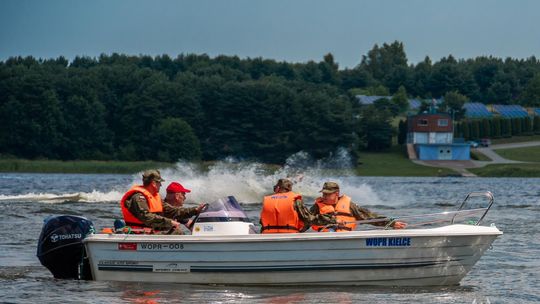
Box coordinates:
[37,215,94,280]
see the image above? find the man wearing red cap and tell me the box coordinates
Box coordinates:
[162,182,206,231]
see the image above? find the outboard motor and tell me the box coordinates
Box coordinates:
[37,215,94,280]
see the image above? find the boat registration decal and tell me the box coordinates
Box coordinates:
[153,263,191,273]
[99,260,140,266]
[138,243,184,250]
[365,237,411,247]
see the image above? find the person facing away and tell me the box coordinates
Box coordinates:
[120,170,183,234]
[260,178,336,233]
[162,182,206,230]
[311,182,407,232]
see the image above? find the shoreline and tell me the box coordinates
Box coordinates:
[1,156,539,177]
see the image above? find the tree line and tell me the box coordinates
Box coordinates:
[1,41,540,163]
[455,116,540,140]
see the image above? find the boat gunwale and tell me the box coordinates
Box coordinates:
[83,224,502,244]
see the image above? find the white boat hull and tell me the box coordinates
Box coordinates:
[84,224,502,286]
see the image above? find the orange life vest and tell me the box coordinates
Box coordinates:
[260,191,303,233]
[312,195,356,232]
[120,185,163,229]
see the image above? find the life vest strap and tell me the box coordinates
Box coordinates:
[124,222,154,234]
[317,225,352,232]
[261,225,299,232]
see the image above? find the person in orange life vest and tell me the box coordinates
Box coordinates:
[120,170,183,234]
[260,178,335,233]
[311,182,407,232]
[163,182,206,230]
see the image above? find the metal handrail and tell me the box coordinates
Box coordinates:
[339,191,495,229]
[349,207,488,226]
[451,191,494,225]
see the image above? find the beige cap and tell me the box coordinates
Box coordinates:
[142,169,165,183]
[320,181,339,194]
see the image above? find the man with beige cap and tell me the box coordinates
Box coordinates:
[311,181,406,232]
[120,169,184,234]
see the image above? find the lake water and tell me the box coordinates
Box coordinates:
[0,167,538,303]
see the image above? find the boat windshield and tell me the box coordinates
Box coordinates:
[196,196,252,223]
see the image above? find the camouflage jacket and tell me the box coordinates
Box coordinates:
[123,193,175,231]
[162,198,199,225]
[310,200,391,227]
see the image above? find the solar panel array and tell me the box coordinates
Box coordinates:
[356,96,441,110]
[534,108,540,116]
[409,99,422,109]
[492,104,529,118]
[464,103,492,118]
[356,95,390,105]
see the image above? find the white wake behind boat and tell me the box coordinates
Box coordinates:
[38,192,502,286]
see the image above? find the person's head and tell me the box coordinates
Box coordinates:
[142,170,165,194]
[320,181,340,204]
[165,182,191,206]
[273,178,292,193]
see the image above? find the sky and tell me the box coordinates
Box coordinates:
[1,0,540,68]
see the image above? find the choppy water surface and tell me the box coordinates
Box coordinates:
[0,165,538,303]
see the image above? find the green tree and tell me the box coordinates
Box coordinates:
[428,56,479,98]
[392,85,409,113]
[533,116,540,134]
[523,116,533,135]
[358,105,394,151]
[319,53,340,85]
[462,121,471,140]
[60,95,112,159]
[360,41,408,89]
[480,119,491,138]
[471,120,480,139]
[492,117,502,138]
[397,119,407,145]
[511,118,522,135]
[151,117,201,162]
[521,74,540,106]
[441,91,468,120]
[502,119,512,137]
[293,89,355,159]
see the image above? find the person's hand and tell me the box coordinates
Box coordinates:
[171,220,181,229]
[195,203,206,213]
[393,221,407,229]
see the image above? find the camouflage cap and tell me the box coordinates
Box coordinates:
[320,181,339,194]
[274,178,293,192]
[142,169,165,183]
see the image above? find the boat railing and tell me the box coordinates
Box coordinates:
[347,191,495,229]
[451,191,494,225]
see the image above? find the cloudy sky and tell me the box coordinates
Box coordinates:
[1,0,539,68]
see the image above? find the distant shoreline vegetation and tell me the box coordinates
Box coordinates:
[0,159,172,174]
[2,41,540,167]
[2,154,539,177]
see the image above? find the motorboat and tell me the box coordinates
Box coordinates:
[37,192,502,286]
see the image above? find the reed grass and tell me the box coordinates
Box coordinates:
[0,159,173,174]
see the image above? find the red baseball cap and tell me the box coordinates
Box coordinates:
[166,182,191,193]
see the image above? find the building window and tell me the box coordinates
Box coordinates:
[418,119,428,126]
[438,119,448,127]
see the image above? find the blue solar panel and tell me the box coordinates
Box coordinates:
[409,99,422,109]
[493,104,528,118]
[356,95,391,105]
[464,103,492,118]
[534,108,540,116]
